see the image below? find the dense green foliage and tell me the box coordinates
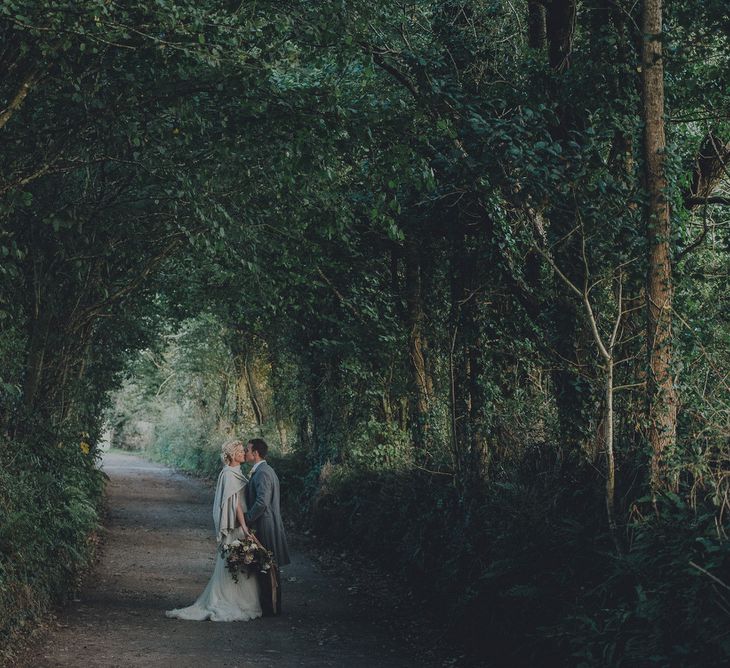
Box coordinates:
[0,428,103,654]
[309,466,730,664]
[2,0,729,663]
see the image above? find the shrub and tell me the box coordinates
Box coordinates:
[289,450,730,666]
[0,432,104,661]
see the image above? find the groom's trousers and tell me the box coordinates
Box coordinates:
[260,565,282,617]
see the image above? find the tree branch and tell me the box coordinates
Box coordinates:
[677,201,710,262]
[362,46,419,100]
[683,196,730,207]
[71,236,183,331]
[0,69,39,131]
[316,267,365,322]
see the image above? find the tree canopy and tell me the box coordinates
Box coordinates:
[2,1,730,663]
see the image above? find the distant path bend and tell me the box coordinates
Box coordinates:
[33,451,420,668]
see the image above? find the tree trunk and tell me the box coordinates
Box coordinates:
[604,358,617,542]
[21,252,49,417]
[542,0,596,453]
[230,329,267,428]
[308,360,327,462]
[274,406,288,453]
[244,353,265,426]
[447,221,487,479]
[641,0,677,492]
[233,371,248,425]
[546,0,576,71]
[468,332,488,476]
[22,314,49,415]
[405,241,431,446]
[527,1,547,49]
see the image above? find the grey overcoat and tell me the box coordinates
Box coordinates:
[244,461,291,566]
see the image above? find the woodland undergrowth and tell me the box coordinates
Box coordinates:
[0,424,104,664]
[278,450,730,666]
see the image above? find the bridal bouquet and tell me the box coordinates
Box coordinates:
[221,533,275,583]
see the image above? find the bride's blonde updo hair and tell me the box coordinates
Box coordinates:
[221,438,244,465]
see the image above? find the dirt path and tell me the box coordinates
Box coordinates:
[32,451,438,668]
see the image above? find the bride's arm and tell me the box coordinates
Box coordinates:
[235,495,250,535]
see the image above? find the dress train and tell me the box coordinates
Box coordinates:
[166,527,262,622]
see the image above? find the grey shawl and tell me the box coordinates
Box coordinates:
[213,465,248,543]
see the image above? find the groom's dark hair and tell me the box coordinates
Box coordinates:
[249,438,268,459]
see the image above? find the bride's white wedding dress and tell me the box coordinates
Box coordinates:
[166,465,262,622]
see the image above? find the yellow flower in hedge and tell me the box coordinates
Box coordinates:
[80,441,91,455]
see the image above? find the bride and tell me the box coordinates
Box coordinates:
[166,439,262,622]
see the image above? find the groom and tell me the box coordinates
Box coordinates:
[244,438,290,616]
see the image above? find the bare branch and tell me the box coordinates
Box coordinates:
[532,240,610,360]
[609,271,624,350]
[316,268,365,323]
[689,561,730,592]
[362,45,419,99]
[0,69,39,131]
[677,201,710,262]
[673,308,730,395]
[532,243,582,298]
[613,382,647,392]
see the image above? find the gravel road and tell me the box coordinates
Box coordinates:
[30,451,439,668]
